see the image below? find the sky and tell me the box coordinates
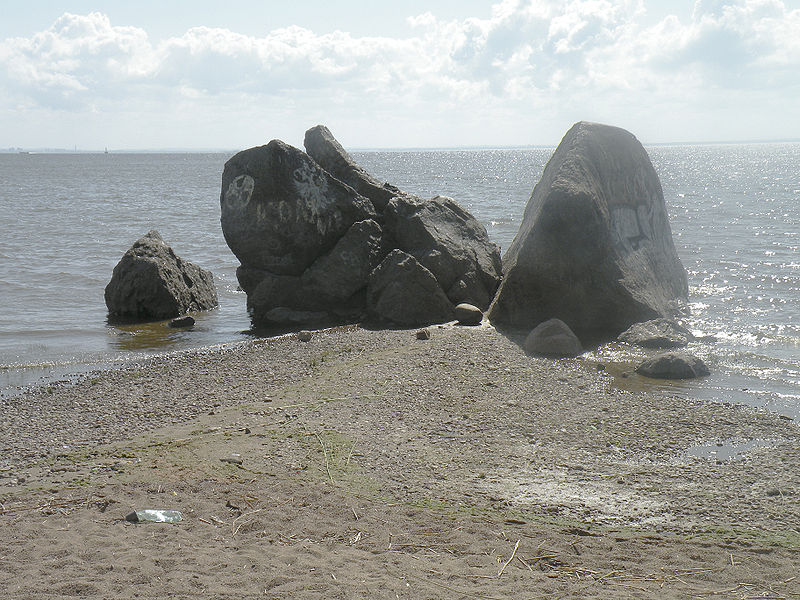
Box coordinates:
[1,0,799,150]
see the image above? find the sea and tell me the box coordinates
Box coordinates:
[1,144,798,419]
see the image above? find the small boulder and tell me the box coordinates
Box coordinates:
[524,318,583,357]
[416,328,431,340]
[297,330,313,342]
[635,352,710,379]
[105,231,217,321]
[618,318,693,349]
[168,316,195,328]
[455,303,483,326]
[366,250,455,326]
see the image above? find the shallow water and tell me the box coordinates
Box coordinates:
[686,438,779,462]
[0,145,797,418]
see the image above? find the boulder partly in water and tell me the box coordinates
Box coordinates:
[618,318,693,349]
[635,352,710,379]
[488,121,688,336]
[105,230,218,321]
[221,126,501,328]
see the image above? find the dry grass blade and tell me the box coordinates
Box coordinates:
[314,433,335,483]
[0,495,103,515]
[497,539,520,578]
[517,555,533,572]
[232,507,268,536]
[345,437,358,467]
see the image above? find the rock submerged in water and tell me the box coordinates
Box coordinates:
[636,352,710,379]
[488,121,688,337]
[618,318,693,349]
[168,316,195,328]
[105,230,218,321]
[221,125,500,328]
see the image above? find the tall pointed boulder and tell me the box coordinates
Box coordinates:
[488,121,688,335]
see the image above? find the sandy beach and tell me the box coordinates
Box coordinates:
[1,323,798,599]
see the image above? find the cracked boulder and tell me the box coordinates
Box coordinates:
[221,127,502,328]
[220,139,376,277]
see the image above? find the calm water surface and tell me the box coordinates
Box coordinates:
[0,145,797,418]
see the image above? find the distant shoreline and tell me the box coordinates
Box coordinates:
[3,138,800,154]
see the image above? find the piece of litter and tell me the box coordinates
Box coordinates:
[125,509,182,523]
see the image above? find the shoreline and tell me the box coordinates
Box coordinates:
[1,323,799,597]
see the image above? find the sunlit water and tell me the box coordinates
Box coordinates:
[0,145,797,419]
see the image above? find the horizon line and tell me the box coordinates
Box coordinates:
[3,137,800,154]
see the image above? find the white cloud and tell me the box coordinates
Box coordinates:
[1,1,799,147]
[0,12,159,114]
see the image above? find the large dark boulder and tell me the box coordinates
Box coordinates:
[105,230,218,321]
[304,125,400,212]
[220,140,376,276]
[384,195,502,310]
[488,121,688,335]
[221,127,500,329]
[300,218,383,302]
[366,250,455,326]
[240,269,304,317]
